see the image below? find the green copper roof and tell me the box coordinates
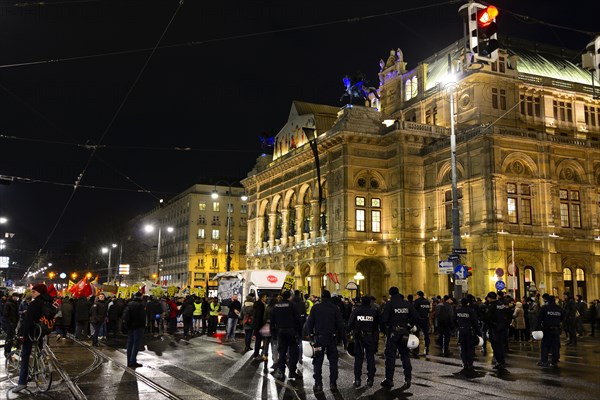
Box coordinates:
[509,48,593,85]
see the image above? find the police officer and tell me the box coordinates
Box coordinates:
[380,286,418,390]
[270,290,303,381]
[413,291,431,355]
[536,295,564,367]
[347,295,379,388]
[305,290,344,392]
[454,297,479,374]
[484,291,511,370]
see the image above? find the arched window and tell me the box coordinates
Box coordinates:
[411,77,418,99]
[302,190,312,234]
[262,201,270,242]
[563,267,573,297]
[405,80,412,101]
[524,266,536,294]
[575,267,587,299]
[288,193,296,237]
[275,201,282,240]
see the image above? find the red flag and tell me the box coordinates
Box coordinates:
[333,273,340,285]
[69,278,87,298]
[47,284,58,298]
[80,282,93,298]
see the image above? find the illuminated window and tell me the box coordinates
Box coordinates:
[356,197,365,206]
[356,209,365,232]
[371,198,381,207]
[371,210,381,232]
[576,268,585,282]
[563,267,572,281]
[560,189,581,228]
[213,202,220,212]
[197,229,205,239]
[199,202,206,211]
[212,229,220,240]
[507,183,532,225]
[212,258,218,268]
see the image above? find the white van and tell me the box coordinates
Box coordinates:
[215,269,290,315]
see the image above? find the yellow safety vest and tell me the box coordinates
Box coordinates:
[305,299,314,315]
[193,302,202,316]
[210,302,220,316]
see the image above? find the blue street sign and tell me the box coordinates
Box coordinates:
[495,280,506,291]
[6,279,13,286]
[454,264,467,280]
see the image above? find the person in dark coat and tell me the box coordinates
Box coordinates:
[3,293,20,357]
[55,296,74,340]
[251,293,267,360]
[562,293,577,345]
[90,294,108,346]
[305,290,345,392]
[123,292,147,368]
[75,295,92,340]
[13,284,50,393]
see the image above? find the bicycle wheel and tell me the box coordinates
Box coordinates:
[5,350,21,385]
[33,350,53,392]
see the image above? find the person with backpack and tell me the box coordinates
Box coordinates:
[241,295,255,352]
[3,293,20,358]
[13,284,51,393]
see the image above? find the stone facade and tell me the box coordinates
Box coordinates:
[242,39,600,301]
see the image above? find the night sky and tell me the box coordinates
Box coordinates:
[0,0,596,275]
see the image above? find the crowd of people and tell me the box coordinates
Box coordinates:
[1,285,599,394]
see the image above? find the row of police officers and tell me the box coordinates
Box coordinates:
[269,286,565,393]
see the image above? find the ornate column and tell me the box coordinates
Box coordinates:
[310,199,319,242]
[281,209,289,246]
[295,205,303,244]
[268,212,276,247]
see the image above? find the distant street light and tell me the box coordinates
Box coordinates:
[144,223,174,280]
[0,217,7,224]
[101,243,118,283]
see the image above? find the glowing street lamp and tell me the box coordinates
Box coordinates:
[144,224,174,280]
[354,272,365,296]
[101,243,118,283]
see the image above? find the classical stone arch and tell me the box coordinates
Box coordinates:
[501,152,538,178]
[556,159,586,184]
[353,170,387,191]
[284,189,297,208]
[355,258,386,298]
[298,183,312,202]
[437,161,465,186]
[270,194,282,213]
[258,199,270,217]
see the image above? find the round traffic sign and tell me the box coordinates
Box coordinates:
[495,268,504,277]
[508,263,515,275]
[495,280,506,291]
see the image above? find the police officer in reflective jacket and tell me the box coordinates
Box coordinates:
[305,290,344,392]
[271,290,303,381]
[380,286,419,390]
[536,295,564,367]
[347,295,379,388]
[454,297,479,375]
[413,291,431,355]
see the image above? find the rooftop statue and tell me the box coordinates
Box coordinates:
[340,74,379,106]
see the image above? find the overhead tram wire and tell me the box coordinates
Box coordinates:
[21,0,186,280]
[0,1,463,71]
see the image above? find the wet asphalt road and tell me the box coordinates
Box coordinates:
[2,329,599,399]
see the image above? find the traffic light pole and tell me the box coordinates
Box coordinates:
[449,84,463,301]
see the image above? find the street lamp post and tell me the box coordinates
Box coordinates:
[354,272,365,297]
[101,243,117,283]
[211,182,247,272]
[144,224,174,281]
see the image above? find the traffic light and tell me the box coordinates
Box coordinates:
[467,266,473,278]
[466,3,499,62]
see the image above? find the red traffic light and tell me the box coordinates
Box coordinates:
[477,5,499,28]
[467,266,473,277]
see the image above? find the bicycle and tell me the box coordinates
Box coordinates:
[5,324,53,392]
